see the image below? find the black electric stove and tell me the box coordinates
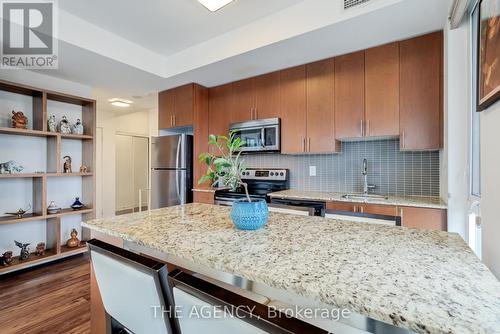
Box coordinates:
[214,168,289,206]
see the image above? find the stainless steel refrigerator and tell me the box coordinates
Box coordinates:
[151,135,193,209]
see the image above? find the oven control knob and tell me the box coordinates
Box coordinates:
[280,172,284,176]
[270,172,274,176]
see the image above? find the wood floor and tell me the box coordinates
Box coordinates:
[0,254,91,334]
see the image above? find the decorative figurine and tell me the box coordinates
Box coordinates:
[35,242,46,256]
[59,116,72,134]
[63,156,72,173]
[47,201,61,214]
[0,160,24,174]
[47,115,57,132]
[79,165,88,173]
[15,240,30,260]
[0,251,13,266]
[71,197,84,210]
[72,119,84,135]
[5,204,31,218]
[66,228,80,248]
[11,111,28,129]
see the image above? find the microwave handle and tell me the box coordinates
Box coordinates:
[261,128,265,147]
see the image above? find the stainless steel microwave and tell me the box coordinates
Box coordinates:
[229,118,280,153]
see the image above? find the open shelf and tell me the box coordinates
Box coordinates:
[46,207,93,218]
[0,79,96,275]
[0,213,45,225]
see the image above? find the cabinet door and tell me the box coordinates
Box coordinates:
[306,58,338,153]
[334,51,365,140]
[254,71,280,119]
[399,207,447,231]
[359,204,398,216]
[174,84,194,127]
[365,43,399,137]
[208,84,233,155]
[158,89,175,129]
[193,85,209,189]
[280,65,307,154]
[193,191,214,204]
[231,78,255,123]
[400,31,443,150]
[326,201,357,212]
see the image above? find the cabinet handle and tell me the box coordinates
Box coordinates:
[401,130,406,148]
[366,120,370,137]
[359,206,364,213]
[360,120,364,137]
[171,115,173,127]
[302,137,306,152]
[354,206,357,213]
[173,115,176,127]
[307,138,311,152]
[254,108,258,120]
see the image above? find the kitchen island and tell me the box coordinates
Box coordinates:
[83,204,500,334]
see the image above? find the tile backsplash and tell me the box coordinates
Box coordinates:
[242,139,440,197]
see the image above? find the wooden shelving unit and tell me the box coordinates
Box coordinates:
[0,79,96,274]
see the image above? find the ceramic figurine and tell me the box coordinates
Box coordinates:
[5,204,31,218]
[59,116,72,134]
[79,165,88,173]
[0,251,13,266]
[63,156,72,173]
[47,201,61,214]
[71,197,84,210]
[0,160,24,174]
[47,115,57,132]
[35,242,45,256]
[66,229,80,248]
[11,111,28,129]
[72,119,84,135]
[15,240,30,260]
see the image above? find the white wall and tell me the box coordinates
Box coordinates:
[481,100,500,278]
[443,23,470,239]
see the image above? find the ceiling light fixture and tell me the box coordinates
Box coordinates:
[197,0,233,12]
[109,98,133,108]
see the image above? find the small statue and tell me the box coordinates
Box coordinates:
[5,204,31,218]
[0,160,24,174]
[0,251,13,266]
[71,197,84,210]
[79,165,88,173]
[63,156,72,173]
[72,119,84,135]
[66,228,80,248]
[11,111,28,129]
[47,201,61,214]
[59,116,72,134]
[48,115,57,132]
[15,240,30,260]
[35,242,46,256]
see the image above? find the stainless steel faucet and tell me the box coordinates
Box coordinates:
[362,158,376,194]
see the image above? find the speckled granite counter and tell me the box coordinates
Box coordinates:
[83,204,499,333]
[269,190,447,209]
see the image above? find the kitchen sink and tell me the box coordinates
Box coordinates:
[342,194,389,201]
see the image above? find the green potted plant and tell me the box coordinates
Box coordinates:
[198,131,269,230]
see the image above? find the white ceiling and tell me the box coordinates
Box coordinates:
[28,0,452,113]
[59,0,304,57]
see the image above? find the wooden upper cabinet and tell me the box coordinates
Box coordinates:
[399,207,447,231]
[158,89,175,129]
[306,58,339,153]
[365,42,400,137]
[280,65,307,154]
[334,51,365,140]
[193,85,209,190]
[400,31,443,150]
[254,71,280,120]
[158,84,194,129]
[231,78,255,123]
[208,83,233,154]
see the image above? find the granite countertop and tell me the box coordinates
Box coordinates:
[269,190,447,209]
[83,204,499,333]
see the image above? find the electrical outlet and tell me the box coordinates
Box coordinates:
[309,166,317,177]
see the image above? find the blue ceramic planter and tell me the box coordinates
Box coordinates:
[231,199,269,230]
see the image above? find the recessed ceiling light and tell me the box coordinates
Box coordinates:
[109,98,133,108]
[197,0,233,12]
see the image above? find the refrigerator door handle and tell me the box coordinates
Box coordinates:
[176,136,182,169]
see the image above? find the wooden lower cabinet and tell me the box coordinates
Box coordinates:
[193,191,214,204]
[359,204,398,216]
[399,207,447,231]
[326,201,357,212]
